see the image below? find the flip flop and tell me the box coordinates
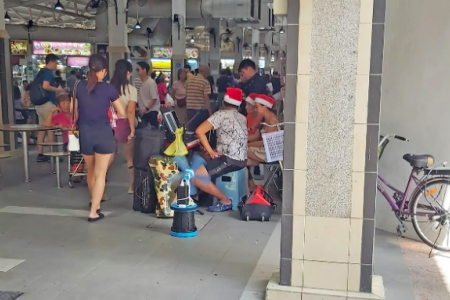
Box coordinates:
[88,213,105,222]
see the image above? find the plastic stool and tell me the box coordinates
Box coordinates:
[213,168,247,211]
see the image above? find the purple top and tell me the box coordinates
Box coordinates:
[75,80,119,126]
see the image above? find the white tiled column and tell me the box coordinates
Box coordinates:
[107,0,128,74]
[267,0,387,299]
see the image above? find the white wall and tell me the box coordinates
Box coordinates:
[376,0,450,239]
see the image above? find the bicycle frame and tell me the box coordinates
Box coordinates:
[377,170,422,213]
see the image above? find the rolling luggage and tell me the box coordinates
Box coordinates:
[132,125,164,212]
[149,156,179,218]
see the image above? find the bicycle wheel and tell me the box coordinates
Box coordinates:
[411,178,450,251]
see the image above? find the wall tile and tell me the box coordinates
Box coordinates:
[348,263,361,292]
[351,172,365,218]
[280,258,292,286]
[357,23,373,75]
[296,75,310,123]
[287,0,300,25]
[299,0,313,25]
[304,217,350,263]
[303,294,346,300]
[285,75,298,123]
[284,123,296,170]
[369,24,385,75]
[298,25,312,75]
[354,75,370,124]
[302,288,348,299]
[291,259,303,287]
[364,124,380,173]
[283,170,294,215]
[303,260,348,291]
[372,0,386,24]
[363,172,378,219]
[352,124,367,172]
[294,123,308,170]
[349,218,363,263]
[292,215,305,260]
[367,75,381,124]
[359,264,373,293]
[360,0,374,24]
[287,25,300,75]
[361,219,375,265]
[293,170,306,216]
[281,215,294,260]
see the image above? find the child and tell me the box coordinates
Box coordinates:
[44,94,73,152]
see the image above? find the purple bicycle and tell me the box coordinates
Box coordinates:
[378,134,450,250]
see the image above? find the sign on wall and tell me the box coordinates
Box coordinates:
[152,47,199,59]
[10,40,28,55]
[33,41,91,56]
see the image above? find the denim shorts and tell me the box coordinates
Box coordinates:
[79,123,115,155]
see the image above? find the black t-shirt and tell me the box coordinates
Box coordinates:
[271,77,281,94]
[216,76,229,93]
[241,73,268,96]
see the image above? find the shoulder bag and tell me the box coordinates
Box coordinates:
[68,80,81,152]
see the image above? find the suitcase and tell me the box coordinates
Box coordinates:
[149,156,179,218]
[133,125,165,170]
[133,166,158,213]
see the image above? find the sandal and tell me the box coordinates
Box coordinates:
[88,213,105,222]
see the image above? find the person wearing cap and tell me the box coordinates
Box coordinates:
[246,94,279,192]
[194,87,248,212]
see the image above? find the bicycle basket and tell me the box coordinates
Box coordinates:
[378,135,389,159]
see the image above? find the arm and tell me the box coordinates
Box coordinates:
[127,101,136,139]
[248,129,261,143]
[248,140,264,147]
[195,120,219,157]
[43,81,63,93]
[44,106,60,127]
[112,99,126,119]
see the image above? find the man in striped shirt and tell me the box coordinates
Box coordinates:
[185,65,211,131]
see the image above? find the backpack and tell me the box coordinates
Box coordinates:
[29,70,50,106]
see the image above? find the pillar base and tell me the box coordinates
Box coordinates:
[266,272,385,300]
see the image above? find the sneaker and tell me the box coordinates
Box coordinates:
[37,154,49,163]
[207,203,232,212]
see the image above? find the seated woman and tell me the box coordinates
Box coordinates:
[246,94,278,192]
[194,88,248,212]
[44,94,73,152]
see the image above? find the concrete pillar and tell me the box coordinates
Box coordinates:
[264,32,272,73]
[208,18,221,80]
[266,0,387,299]
[107,0,128,74]
[171,0,186,83]
[0,0,15,149]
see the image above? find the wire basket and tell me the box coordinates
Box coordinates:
[262,130,284,163]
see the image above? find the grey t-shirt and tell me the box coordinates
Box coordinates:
[138,77,159,113]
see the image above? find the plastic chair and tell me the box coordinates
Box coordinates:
[213,168,247,210]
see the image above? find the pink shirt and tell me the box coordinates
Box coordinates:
[52,112,72,144]
[172,80,186,100]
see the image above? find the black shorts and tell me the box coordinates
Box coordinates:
[79,123,115,155]
[206,156,245,181]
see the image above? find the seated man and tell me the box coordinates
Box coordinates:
[194,88,248,212]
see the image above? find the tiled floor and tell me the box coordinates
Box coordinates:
[0,150,280,300]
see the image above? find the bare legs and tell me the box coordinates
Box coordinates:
[246,147,265,195]
[83,153,114,218]
[122,140,135,193]
[37,131,55,154]
[192,165,232,205]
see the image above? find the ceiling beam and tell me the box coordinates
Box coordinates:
[29,5,94,20]
[5,0,52,9]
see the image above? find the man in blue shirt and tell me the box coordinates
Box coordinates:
[35,54,64,162]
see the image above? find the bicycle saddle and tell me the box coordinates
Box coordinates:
[403,154,434,168]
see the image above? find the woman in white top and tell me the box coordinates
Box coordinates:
[110,59,138,193]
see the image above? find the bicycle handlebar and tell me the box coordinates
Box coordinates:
[378,134,409,148]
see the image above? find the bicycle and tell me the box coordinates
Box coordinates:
[378,134,450,250]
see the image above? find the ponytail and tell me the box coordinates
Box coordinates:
[86,69,97,93]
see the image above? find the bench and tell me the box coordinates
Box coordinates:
[42,152,69,188]
[39,141,64,174]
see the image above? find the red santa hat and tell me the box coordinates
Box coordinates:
[224,88,243,107]
[255,94,276,108]
[245,93,257,106]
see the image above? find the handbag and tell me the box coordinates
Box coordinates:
[68,80,80,152]
[176,97,186,108]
